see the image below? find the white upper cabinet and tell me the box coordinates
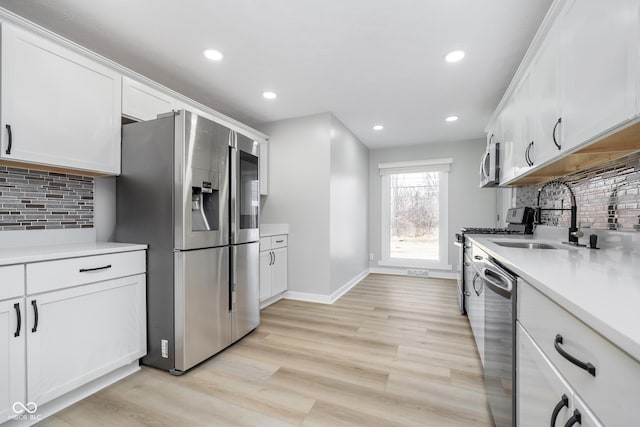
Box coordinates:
[530,21,562,166]
[0,23,122,174]
[122,77,177,122]
[488,0,640,185]
[512,72,535,178]
[559,0,639,151]
[499,99,517,184]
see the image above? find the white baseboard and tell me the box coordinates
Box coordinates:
[369,267,457,280]
[284,269,369,305]
[5,361,140,426]
[260,292,285,309]
[328,269,369,302]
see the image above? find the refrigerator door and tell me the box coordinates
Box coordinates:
[231,242,260,342]
[230,131,260,245]
[175,110,231,250]
[174,246,231,372]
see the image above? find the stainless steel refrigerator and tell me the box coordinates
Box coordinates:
[115,110,260,375]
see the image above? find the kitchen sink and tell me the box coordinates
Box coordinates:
[493,241,558,250]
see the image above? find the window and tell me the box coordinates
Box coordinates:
[380,159,451,269]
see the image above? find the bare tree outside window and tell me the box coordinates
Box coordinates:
[389,172,440,260]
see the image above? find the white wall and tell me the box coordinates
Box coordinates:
[259,113,332,295]
[329,116,369,293]
[369,138,496,274]
[94,176,116,241]
[259,112,369,298]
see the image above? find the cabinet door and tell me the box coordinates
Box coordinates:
[571,395,604,427]
[259,251,272,301]
[122,77,176,121]
[466,266,484,365]
[271,248,288,295]
[517,322,572,427]
[530,22,562,166]
[0,298,26,422]
[498,101,517,184]
[560,0,638,151]
[1,23,122,174]
[26,274,145,405]
[513,72,535,178]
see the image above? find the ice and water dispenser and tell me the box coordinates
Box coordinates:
[191,181,219,231]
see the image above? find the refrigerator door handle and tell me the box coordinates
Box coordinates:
[230,245,237,311]
[229,139,238,245]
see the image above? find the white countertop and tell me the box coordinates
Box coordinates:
[467,235,640,362]
[0,242,147,266]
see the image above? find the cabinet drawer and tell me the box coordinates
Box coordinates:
[518,279,640,426]
[271,235,287,249]
[260,237,272,251]
[0,265,24,300]
[27,250,146,294]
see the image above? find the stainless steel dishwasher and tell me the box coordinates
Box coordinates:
[481,251,517,427]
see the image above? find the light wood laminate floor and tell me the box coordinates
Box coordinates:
[40,274,493,426]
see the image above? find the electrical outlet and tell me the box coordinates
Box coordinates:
[369,253,374,261]
[161,339,169,358]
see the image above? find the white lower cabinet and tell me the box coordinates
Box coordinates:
[26,274,146,406]
[517,278,637,426]
[0,248,146,425]
[518,323,572,426]
[259,235,288,305]
[463,252,484,366]
[0,298,26,424]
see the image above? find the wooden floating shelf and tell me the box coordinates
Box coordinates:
[509,120,640,186]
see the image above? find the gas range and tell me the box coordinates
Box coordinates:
[454,207,535,315]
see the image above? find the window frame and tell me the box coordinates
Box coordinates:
[379,159,451,270]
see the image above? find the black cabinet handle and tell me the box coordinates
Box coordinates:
[14,303,21,338]
[525,141,534,166]
[473,255,482,260]
[271,251,276,265]
[269,251,274,266]
[550,394,569,427]
[275,240,284,243]
[554,334,596,376]
[31,300,39,333]
[79,264,112,273]
[553,118,562,150]
[564,409,581,427]
[5,124,12,155]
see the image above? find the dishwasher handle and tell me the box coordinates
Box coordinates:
[482,266,514,299]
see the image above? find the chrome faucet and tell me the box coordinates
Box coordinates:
[535,180,584,246]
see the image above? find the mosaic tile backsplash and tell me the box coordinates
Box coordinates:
[516,152,640,231]
[0,166,94,231]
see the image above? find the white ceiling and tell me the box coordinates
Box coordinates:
[0,0,552,148]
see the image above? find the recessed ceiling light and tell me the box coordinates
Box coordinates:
[445,50,465,63]
[262,91,277,100]
[445,116,459,122]
[373,125,384,131]
[203,49,223,61]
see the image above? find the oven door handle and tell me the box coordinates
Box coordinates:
[482,267,513,299]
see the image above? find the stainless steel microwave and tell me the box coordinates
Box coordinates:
[479,140,500,187]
